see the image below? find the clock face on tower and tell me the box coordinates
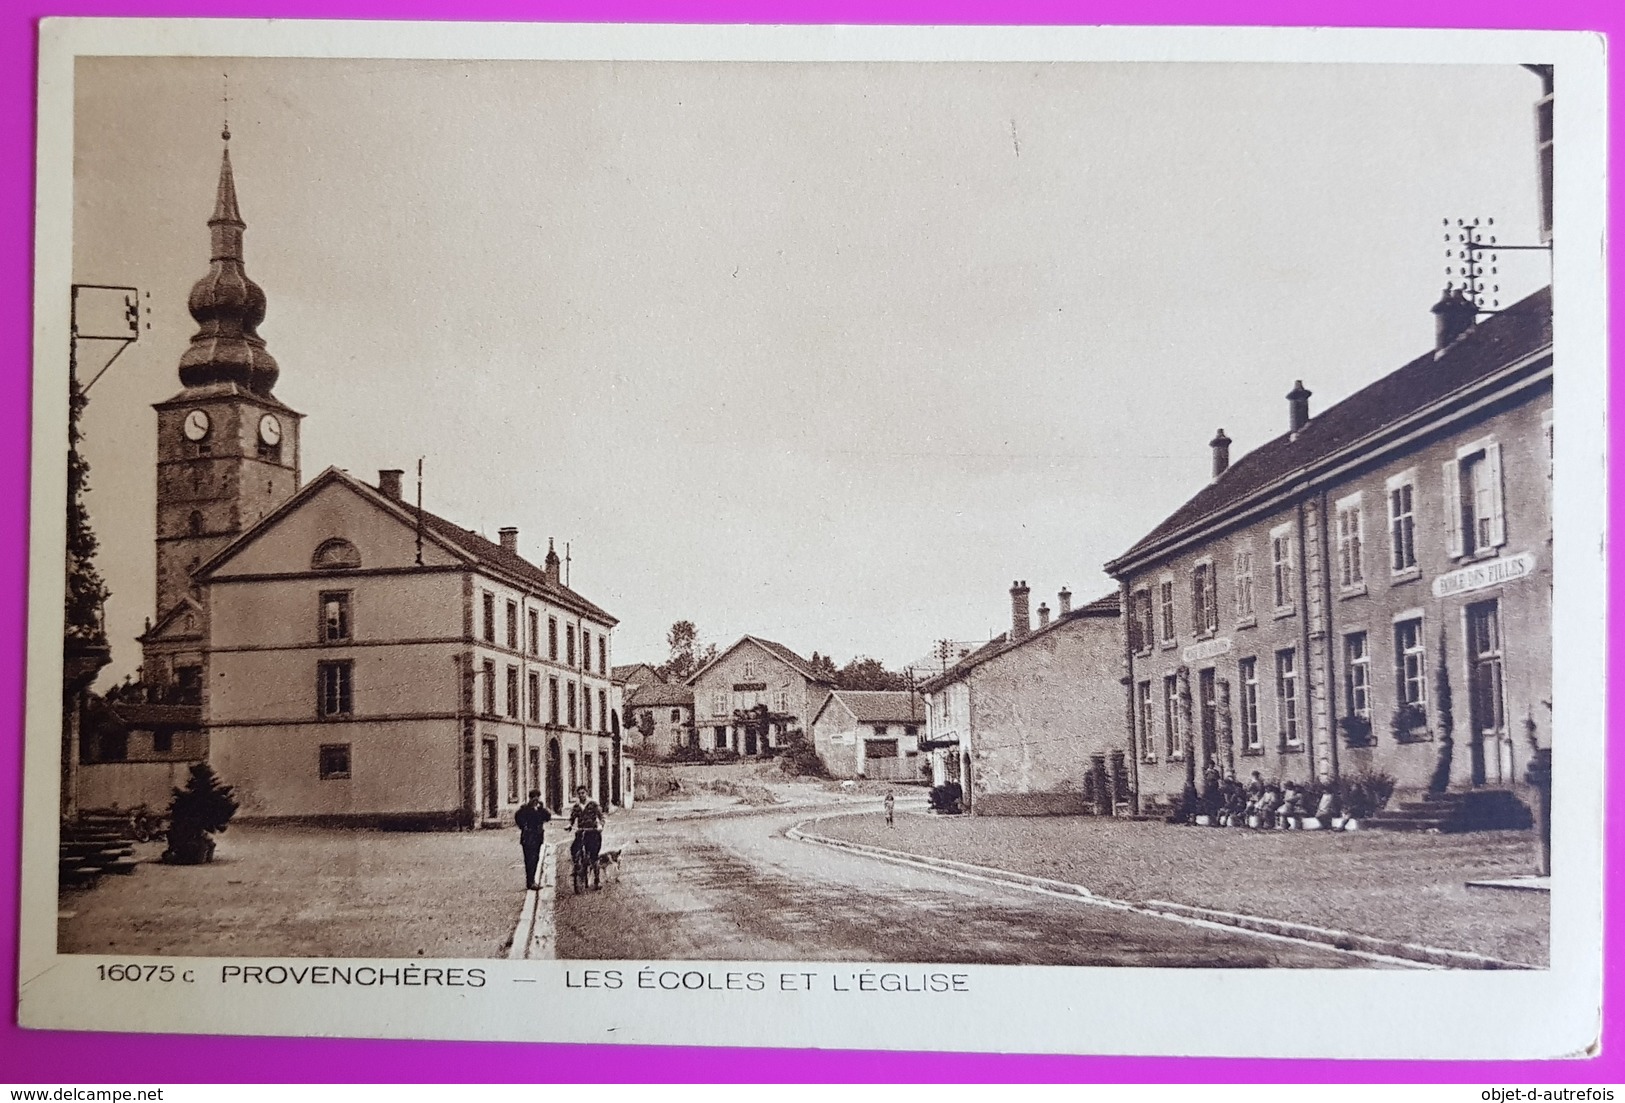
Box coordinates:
[182,409,211,441]
[259,414,283,447]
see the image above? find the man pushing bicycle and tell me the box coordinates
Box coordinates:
[568,786,604,891]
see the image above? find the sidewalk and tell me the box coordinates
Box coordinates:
[808,810,1548,966]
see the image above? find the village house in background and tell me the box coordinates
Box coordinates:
[686,636,836,756]
[624,679,696,755]
[919,584,1125,815]
[808,689,925,780]
[78,128,629,830]
[1106,282,1552,823]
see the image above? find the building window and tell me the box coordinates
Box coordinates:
[505,665,520,719]
[1158,579,1176,646]
[187,510,204,535]
[599,690,608,732]
[1345,632,1371,720]
[528,610,539,656]
[506,601,519,650]
[873,725,889,736]
[599,635,608,674]
[311,537,361,571]
[711,691,727,717]
[320,591,351,642]
[1238,657,1261,750]
[506,745,520,804]
[567,683,578,728]
[671,708,682,723]
[742,660,758,678]
[527,671,541,723]
[1129,588,1154,653]
[1233,549,1255,622]
[528,747,540,794]
[1162,674,1183,759]
[714,726,727,750]
[319,743,351,779]
[1275,649,1300,746]
[583,690,593,732]
[152,730,173,754]
[566,626,576,668]
[481,660,496,715]
[1136,680,1155,760]
[481,592,495,643]
[548,617,559,660]
[549,678,560,724]
[317,661,353,717]
[1395,617,1427,708]
[567,751,578,795]
[1448,438,1505,557]
[1191,560,1218,636]
[773,688,789,712]
[1270,524,1296,612]
[1387,470,1418,574]
[1336,493,1365,591]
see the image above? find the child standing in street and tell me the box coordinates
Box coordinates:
[884,789,896,827]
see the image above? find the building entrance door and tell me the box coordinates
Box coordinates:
[744,727,759,755]
[1198,668,1219,771]
[481,739,499,819]
[546,739,562,812]
[599,752,610,804]
[1466,600,1509,786]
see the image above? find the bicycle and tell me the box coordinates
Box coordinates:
[569,830,601,894]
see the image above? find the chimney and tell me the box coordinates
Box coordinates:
[498,527,519,554]
[1010,580,1031,641]
[544,537,562,586]
[1037,602,1051,628]
[1058,587,1072,615]
[1431,287,1478,354]
[378,469,404,501]
[1210,428,1232,479]
[1287,381,1312,435]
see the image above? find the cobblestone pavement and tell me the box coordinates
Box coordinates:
[553,805,1378,967]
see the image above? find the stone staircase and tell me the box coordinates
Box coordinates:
[59,815,142,887]
[1365,788,1534,833]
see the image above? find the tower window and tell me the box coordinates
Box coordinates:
[187,510,204,535]
[258,438,281,463]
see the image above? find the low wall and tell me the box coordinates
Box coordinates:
[973,791,1091,817]
[237,811,467,831]
[78,761,195,810]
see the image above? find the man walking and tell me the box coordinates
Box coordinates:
[515,789,551,891]
[884,789,896,827]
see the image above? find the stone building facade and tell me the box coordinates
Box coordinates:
[1106,286,1553,809]
[687,636,835,755]
[920,585,1125,815]
[809,690,925,780]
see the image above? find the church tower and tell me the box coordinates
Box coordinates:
[141,125,303,697]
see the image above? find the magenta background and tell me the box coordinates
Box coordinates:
[1,0,1615,1084]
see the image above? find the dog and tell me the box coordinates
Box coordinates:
[595,848,624,881]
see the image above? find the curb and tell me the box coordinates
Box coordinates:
[788,820,1536,971]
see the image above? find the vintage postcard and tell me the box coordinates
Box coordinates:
[18,20,1608,1057]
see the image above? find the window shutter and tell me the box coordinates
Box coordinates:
[1190,571,1201,634]
[1442,460,1464,558]
[1486,441,1506,547]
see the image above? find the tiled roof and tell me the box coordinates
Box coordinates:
[689,635,834,686]
[627,682,694,708]
[1108,286,1553,571]
[917,590,1121,693]
[822,690,925,726]
[411,506,617,625]
[613,663,664,685]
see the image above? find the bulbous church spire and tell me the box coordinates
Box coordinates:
[176,126,280,395]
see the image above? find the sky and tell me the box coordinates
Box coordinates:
[69,56,1550,683]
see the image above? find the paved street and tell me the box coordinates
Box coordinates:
[553,805,1376,967]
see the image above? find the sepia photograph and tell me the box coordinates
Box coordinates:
[19,21,1608,1056]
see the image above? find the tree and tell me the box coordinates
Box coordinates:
[807,651,839,682]
[163,762,238,864]
[65,376,109,647]
[833,656,907,691]
[659,620,704,682]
